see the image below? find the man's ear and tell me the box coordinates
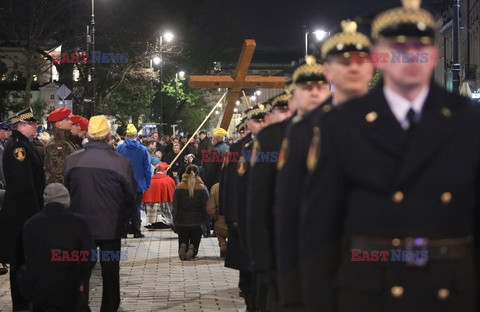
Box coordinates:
[427,45,439,67]
[323,63,331,83]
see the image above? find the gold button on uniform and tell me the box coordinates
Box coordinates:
[392,191,404,203]
[391,286,404,298]
[392,238,401,247]
[440,192,452,205]
[437,288,450,300]
[441,107,452,118]
[322,104,332,112]
[365,111,378,123]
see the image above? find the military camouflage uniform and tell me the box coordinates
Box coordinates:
[69,134,84,150]
[45,127,79,184]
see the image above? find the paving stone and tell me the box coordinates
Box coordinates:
[0,228,245,311]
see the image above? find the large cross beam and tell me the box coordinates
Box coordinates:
[189,39,286,130]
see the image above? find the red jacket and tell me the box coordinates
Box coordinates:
[142,173,176,203]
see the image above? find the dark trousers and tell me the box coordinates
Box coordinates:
[10,263,29,311]
[131,192,143,235]
[80,239,121,312]
[176,226,202,255]
[253,271,283,312]
[239,271,254,312]
[30,304,80,312]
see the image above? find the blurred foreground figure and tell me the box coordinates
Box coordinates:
[300,1,480,311]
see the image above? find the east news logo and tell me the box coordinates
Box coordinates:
[50,51,128,64]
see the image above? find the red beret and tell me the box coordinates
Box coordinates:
[79,117,89,131]
[156,162,169,171]
[70,115,82,125]
[48,108,71,122]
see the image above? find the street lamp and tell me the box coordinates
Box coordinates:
[152,56,161,65]
[85,0,97,116]
[313,30,328,41]
[163,32,174,43]
[305,28,329,57]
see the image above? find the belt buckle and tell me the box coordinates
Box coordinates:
[403,237,428,267]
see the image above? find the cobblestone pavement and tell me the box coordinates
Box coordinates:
[0,229,246,311]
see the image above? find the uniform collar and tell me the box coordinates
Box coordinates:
[12,129,31,142]
[52,126,72,139]
[383,85,429,129]
[84,140,114,150]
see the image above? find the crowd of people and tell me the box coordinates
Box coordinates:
[0,106,232,310]
[1,1,480,311]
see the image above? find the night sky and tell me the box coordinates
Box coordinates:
[83,0,448,66]
[232,0,444,48]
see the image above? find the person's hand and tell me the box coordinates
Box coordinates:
[79,282,84,292]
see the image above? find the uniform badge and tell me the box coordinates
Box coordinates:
[307,127,321,172]
[13,147,26,161]
[237,156,247,176]
[277,138,289,171]
[250,141,260,167]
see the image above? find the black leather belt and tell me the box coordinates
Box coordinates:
[350,235,473,266]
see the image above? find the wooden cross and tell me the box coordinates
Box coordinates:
[188,39,286,130]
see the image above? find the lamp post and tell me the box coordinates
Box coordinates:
[174,70,186,112]
[157,31,174,133]
[90,0,96,115]
[304,29,329,57]
[451,0,461,94]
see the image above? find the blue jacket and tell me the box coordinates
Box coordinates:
[117,139,152,192]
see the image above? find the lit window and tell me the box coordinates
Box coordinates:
[73,66,80,82]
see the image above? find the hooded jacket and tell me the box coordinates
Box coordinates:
[142,172,176,203]
[116,138,152,192]
[172,174,209,227]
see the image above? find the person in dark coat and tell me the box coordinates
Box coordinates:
[64,115,136,312]
[223,132,252,270]
[0,122,10,187]
[0,107,45,311]
[172,164,209,260]
[19,183,96,311]
[203,128,229,190]
[245,92,293,311]
[225,105,267,311]
[165,143,184,184]
[300,4,479,312]
[197,130,212,161]
[275,21,374,310]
